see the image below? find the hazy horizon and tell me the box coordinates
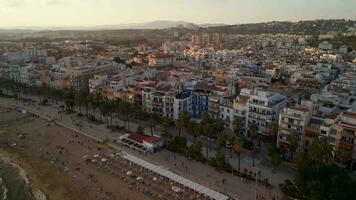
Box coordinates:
[0,0,356,28]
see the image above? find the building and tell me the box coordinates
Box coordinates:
[277,105,311,150]
[336,111,356,167]
[148,53,175,67]
[247,89,287,136]
[173,91,193,119]
[192,82,213,118]
[64,63,119,92]
[89,74,109,93]
[142,82,174,118]
[219,97,235,128]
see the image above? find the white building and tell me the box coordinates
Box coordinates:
[247,89,288,136]
[277,105,311,149]
[148,53,175,67]
[173,91,193,119]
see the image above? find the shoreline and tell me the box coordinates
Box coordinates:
[0,150,47,200]
[0,103,153,200]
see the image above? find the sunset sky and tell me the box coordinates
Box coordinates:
[0,0,355,27]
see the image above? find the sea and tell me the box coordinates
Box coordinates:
[0,159,34,200]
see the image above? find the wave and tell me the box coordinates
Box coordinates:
[0,154,34,200]
[0,177,8,200]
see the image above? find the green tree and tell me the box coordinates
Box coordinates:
[148,113,160,136]
[249,123,259,167]
[279,137,356,200]
[136,126,144,135]
[186,141,205,162]
[233,137,244,171]
[175,112,186,136]
[161,128,172,146]
[187,120,198,137]
[287,130,300,160]
[336,148,352,168]
[308,137,333,166]
[217,132,229,150]
[64,90,76,112]
[233,117,242,136]
[268,122,279,147]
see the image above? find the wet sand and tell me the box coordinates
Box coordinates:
[0,106,151,200]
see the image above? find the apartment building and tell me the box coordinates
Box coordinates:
[277,105,311,150]
[148,53,175,67]
[247,89,287,136]
[64,63,119,92]
[336,111,356,166]
[173,91,193,119]
[192,82,213,118]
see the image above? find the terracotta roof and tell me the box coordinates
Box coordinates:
[128,134,148,143]
[143,136,161,144]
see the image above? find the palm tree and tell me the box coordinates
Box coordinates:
[148,114,159,136]
[217,132,229,150]
[64,90,76,112]
[120,102,132,129]
[76,91,89,116]
[87,93,96,118]
[175,114,184,136]
[114,98,122,122]
[202,122,214,157]
[175,111,190,136]
[308,137,333,165]
[336,148,352,168]
[107,100,116,126]
[233,137,244,171]
[187,121,198,137]
[99,99,110,127]
[249,123,259,167]
[233,117,242,136]
[287,130,300,159]
[268,122,279,147]
[162,126,172,146]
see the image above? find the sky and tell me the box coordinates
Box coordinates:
[0,0,355,27]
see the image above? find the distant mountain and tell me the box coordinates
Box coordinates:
[4,20,227,31]
[204,19,356,35]
[104,20,203,30]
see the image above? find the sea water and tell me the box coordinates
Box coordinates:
[0,159,34,200]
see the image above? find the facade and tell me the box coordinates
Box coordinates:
[64,63,118,92]
[219,98,234,128]
[148,53,175,67]
[192,82,213,118]
[142,83,174,118]
[208,95,220,120]
[89,74,109,93]
[336,112,356,166]
[247,89,287,136]
[173,91,193,119]
[277,106,311,150]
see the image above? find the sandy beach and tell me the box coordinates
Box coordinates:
[0,105,152,200]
